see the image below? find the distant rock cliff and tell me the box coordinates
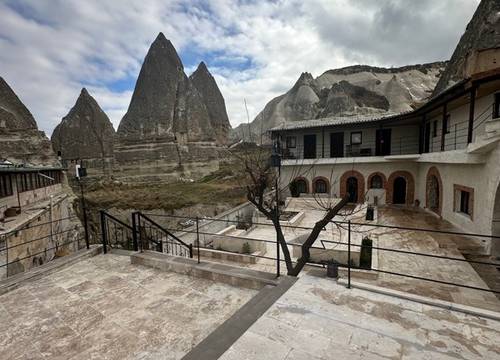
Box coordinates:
[433,0,500,95]
[0,77,58,166]
[117,33,227,144]
[232,62,446,142]
[51,88,115,172]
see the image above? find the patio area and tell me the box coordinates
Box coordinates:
[0,253,256,359]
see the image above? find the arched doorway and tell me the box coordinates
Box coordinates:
[393,177,407,204]
[492,184,500,257]
[347,177,358,203]
[388,171,415,206]
[428,176,440,211]
[426,167,442,215]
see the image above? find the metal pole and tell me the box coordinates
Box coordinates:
[454,124,457,150]
[276,166,281,278]
[347,220,351,289]
[131,212,138,251]
[100,210,107,254]
[196,216,200,264]
[80,180,90,249]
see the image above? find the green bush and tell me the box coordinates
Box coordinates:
[242,242,251,254]
[359,237,373,269]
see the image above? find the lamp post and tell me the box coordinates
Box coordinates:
[76,159,89,249]
[270,140,282,278]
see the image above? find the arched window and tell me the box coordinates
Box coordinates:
[370,175,383,189]
[290,178,308,197]
[314,179,328,193]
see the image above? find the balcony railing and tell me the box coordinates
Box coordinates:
[280,138,419,160]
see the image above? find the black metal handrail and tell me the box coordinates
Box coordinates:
[135,212,193,258]
[100,210,136,253]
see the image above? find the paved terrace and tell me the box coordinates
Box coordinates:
[0,253,256,359]
[220,275,500,360]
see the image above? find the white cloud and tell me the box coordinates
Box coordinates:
[0,0,479,135]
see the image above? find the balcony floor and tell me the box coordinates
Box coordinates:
[0,253,256,359]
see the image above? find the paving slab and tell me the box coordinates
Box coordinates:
[219,274,500,360]
[0,253,256,359]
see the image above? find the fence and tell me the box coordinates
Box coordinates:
[0,215,87,279]
[104,211,500,300]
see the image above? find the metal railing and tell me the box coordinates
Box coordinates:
[0,215,85,278]
[99,210,192,258]
[133,212,500,300]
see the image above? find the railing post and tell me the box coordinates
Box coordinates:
[137,214,143,252]
[100,210,107,254]
[131,212,138,252]
[196,217,200,263]
[81,191,90,250]
[347,220,351,289]
[454,124,457,150]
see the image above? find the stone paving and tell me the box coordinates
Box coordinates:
[368,207,500,311]
[220,275,500,360]
[0,253,256,359]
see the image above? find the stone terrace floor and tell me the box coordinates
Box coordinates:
[0,253,256,360]
[220,275,500,360]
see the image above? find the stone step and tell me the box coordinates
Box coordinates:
[131,250,280,289]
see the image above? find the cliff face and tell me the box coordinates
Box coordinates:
[51,88,115,165]
[0,77,58,166]
[116,33,225,144]
[189,62,231,144]
[433,0,500,95]
[232,62,446,142]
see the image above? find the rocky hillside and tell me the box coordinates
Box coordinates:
[117,33,229,145]
[51,88,115,163]
[232,62,446,142]
[0,77,58,166]
[433,0,500,95]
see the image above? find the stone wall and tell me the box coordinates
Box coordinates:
[0,195,83,279]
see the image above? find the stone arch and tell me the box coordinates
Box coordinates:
[291,177,309,195]
[312,176,330,194]
[387,171,415,206]
[367,172,387,189]
[426,166,443,216]
[340,170,365,203]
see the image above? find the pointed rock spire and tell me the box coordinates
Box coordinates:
[116,34,222,143]
[0,77,58,166]
[0,76,37,130]
[190,62,230,144]
[51,88,115,162]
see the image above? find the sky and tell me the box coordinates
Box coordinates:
[0,0,480,135]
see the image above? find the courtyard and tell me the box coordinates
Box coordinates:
[199,198,500,312]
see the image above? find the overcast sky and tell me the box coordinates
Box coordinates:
[0,0,480,135]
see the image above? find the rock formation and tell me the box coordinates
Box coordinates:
[114,33,227,180]
[189,62,231,144]
[117,33,219,143]
[0,77,58,166]
[51,88,115,173]
[433,0,500,95]
[232,62,446,142]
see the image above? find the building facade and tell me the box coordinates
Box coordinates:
[271,72,500,257]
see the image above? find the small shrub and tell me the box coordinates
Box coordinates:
[359,236,373,269]
[241,242,251,254]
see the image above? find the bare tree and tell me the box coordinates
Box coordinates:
[234,147,350,276]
